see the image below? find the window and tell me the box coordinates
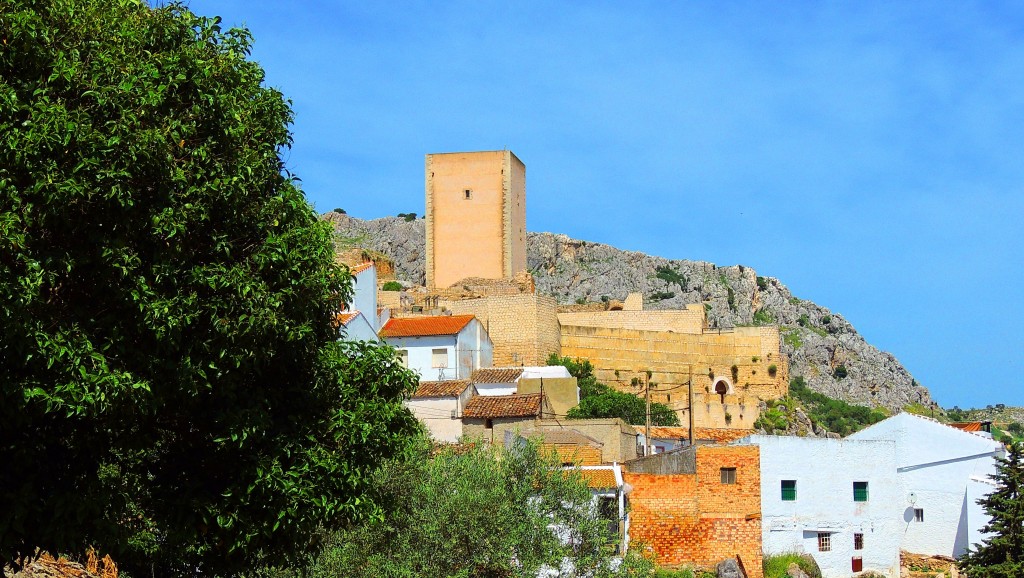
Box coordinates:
[484,418,493,429]
[781,480,797,501]
[915,508,924,522]
[853,481,869,502]
[854,533,864,550]
[431,348,449,368]
[397,349,409,368]
[817,532,831,552]
[720,467,737,484]
[463,189,472,199]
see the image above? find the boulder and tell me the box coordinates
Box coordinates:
[716,558,744,578]
[786,562,809,578]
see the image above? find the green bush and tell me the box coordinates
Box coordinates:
[396,212,417,221]
[821,315,831,325]
[753,308,775,325]
[655,265,688,290]
[727,287,736,311]
[381,281,403,291]
[756,276,769,290]
[797,313,810,327]
[768,364,778,377]
[789,377,886,436]
[833,365,848,379]
[333,207,346,214]
[650,291,676,301]
[782,329,803,350]
[763,552,821,578]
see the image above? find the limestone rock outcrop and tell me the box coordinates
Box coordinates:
[326,213,936,411]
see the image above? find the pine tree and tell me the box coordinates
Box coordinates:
[959,442,1024,577]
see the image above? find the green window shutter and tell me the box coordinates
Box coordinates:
[853,481,869,502]
[781,480,797,501]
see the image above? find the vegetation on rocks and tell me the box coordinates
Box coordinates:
[763,552,821,578]
[755,378,887,437]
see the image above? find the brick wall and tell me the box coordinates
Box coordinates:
[625,446,762,577]
[445,293,560,366]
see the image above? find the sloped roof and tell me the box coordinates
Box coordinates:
[471,368,525,384]
[577,468,618,489]
[336,312,361,327]
[379,315,475,338]
[464,393,543,418]
[412,380,473,398]
[520,428,603,448]
[636,426,754,444]
[348,262,374,275]
[949,422,984,432]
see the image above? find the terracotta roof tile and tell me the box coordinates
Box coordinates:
[336,312,360,326]
[463,393,543,418]
[470,368,525,384]
[413,380,472,398]
[636,426,754,444]
[348,262,374,275]
[949,422,983,432]
[379,315,476,338]
[576,468,618,489]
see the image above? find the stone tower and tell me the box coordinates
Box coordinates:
[425,150,526,289]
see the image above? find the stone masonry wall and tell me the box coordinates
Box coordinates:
[624,445,762,576]
[560,324,787,428]
[558,305,706,334]
[445,293,560,366]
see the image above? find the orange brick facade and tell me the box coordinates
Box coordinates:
[625,446,762,577]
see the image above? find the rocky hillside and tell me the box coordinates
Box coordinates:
[326,213,936,412]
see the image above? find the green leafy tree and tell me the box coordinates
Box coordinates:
[548,355,679,426]
[284,438,654,578]
[959,443,1024,577]
[0,1,418,573]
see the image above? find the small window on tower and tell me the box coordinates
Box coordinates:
[464,189,472,199]
[915,508,924,522]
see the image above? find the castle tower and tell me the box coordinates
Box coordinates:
[425,150,526,289]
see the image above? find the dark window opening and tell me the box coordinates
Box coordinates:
[915,508,924,522]
[854,533,864,550]
[464,189,472,199]
[781,480,796,501]
[720,467,737,484]
[853,481,869,502]
[485,418,493,429]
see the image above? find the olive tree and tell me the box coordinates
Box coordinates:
[0,0,418,573]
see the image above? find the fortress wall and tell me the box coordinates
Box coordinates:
[444,294,560,367]
[559,324,787,428]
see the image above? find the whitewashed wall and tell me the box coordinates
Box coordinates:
[738,435,901,578]
[349,265,378,331]
[849,413,1004,557]
[341,312,378,342]
[386,334,456,381]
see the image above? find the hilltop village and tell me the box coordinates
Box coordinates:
[333,151,1003,578]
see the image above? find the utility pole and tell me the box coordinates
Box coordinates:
[688,364,694,447]
[645,371,652,457]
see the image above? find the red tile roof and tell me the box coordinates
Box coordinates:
[949,422,983,432]
[577,468,618,489]
[336,312,361,326]
[463,393,544,418]
[412,380,472,398]
[636,426,754,444]
[470,368,524,384]
[348,262,374,275]
[379,315,476,338]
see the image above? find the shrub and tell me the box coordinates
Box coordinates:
[650,291,676,301]
[764,552,821,578]
[731,365,739,381]
[753,308,774,325]
[333,207,346,214]
[782,329,803,350]
[727,287,736,311]
[797,314,810,327]
[821,315,831,325]
[655,265,687,290]
[833,365,848,379]
[768,364,778,377]
[381,281,403,291]
[396,212,417,221]
[756,276,769,290]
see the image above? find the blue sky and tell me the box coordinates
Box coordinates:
[194,1,1023,409]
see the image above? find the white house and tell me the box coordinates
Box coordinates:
[735,435,901,578]
[848,412,1005,557]
[379,314,493,381]
[405,380,477,443]
[337,261,383,340]
[470,365,572,396]
[337,311,378,342]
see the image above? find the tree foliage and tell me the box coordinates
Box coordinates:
[268,438,654,578]
[959,443,1024,578]
[788,377,885,436]
[548,355,679,426]
[0,1,418,573]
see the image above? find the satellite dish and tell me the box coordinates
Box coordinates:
[907,492,918,505]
